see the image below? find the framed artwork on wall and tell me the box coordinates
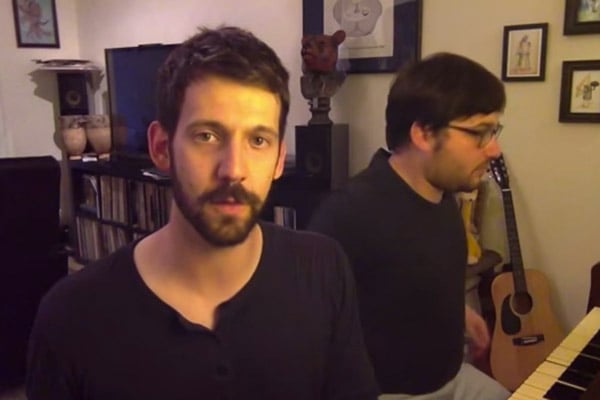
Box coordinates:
[12,0,60,48]
[302,0,422,73]
[564,0,600,35]
[559,60,600,123]
[501,23,548,82]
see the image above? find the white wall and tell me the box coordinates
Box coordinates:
[1,0,599,330]
[0,0,81,159]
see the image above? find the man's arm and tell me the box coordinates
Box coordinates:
[26,301,78,400]
[323,243,379,399]
[465,304,490,359]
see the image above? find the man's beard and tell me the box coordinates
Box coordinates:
[171,170,264,247]
[427,167,485,194]
[429,140,488,193]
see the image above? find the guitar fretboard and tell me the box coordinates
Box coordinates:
[500,186,527,294]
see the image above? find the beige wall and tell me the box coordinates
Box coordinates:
[0,0,81,158]
[0,0,599,330]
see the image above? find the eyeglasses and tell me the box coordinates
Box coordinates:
[446,123,503,147]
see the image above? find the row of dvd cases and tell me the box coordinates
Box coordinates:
[70,161,172,263]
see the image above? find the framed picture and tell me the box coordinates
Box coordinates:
[501,23,548,82]
[559,60,600,123]
[302,0,422,73]
[564,0,600,35]
[12,0,60,48]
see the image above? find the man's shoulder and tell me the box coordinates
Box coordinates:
[36,245,134,325]
[260,223,353,293]
[261,222,349,272]
[262,221,342,252]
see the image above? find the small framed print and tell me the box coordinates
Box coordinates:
[559,60,600,123]
[501,23,548,82]
[564,0,600,35]
[12,0,60,48]
[303,0,422,73]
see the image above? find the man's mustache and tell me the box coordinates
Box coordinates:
[200,182,258,205]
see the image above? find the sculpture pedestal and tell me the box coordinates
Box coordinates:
[307,97,333,125]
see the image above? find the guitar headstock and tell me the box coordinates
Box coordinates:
[489,154,510,189]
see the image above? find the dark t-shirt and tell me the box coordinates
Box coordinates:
[26,222,378,400]
[308,149,466,394]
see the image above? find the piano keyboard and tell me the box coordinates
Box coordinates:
[510,307,600,399]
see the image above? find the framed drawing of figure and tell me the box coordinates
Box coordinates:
[12,0,60,48]
[501,23,548,82]
[559,60,600,123]
[564,0,600,35]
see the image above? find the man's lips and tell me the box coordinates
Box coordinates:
[209,199,247,215]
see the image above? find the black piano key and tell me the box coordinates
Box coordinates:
[544,382,585,400]
[558,368,594,389]
[581,343,600,359]
[570,355,600,375]
[589,330,600,346]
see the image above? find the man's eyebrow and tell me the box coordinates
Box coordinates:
[183,120,224,133]
[470,121,500,129]
[183,120,279,138]
[251,125,279,138]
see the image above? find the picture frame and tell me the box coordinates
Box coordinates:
[302,0,422,74]
[12,0,60,48]
[564,0,600,35]
[559,60,600,123]
[501,23,548,82]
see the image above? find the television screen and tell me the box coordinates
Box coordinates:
[105,43,178,161]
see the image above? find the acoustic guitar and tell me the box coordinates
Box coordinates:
[488,155,564,391]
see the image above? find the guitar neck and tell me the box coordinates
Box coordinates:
[500,187,527,294]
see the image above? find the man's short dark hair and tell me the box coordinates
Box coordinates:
[385,52,506,150]
[156,26,290,140]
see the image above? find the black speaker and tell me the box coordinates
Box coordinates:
[57,72,92,115]
[295,124,349,189]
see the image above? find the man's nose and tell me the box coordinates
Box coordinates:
[484,136,502,159]
[217,142,247,182]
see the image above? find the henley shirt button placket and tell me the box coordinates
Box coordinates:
[215,360,233,400]
[215,362,232,379]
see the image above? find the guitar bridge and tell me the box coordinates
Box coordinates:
[512,334,545,346]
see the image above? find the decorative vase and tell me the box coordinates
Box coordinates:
[85,114,111,159]
[59,116,87,160]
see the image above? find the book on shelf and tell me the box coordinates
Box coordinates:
[79,174,100,217]
[141,167,170,181]
[273,206,296,229]
[99,175,112,220]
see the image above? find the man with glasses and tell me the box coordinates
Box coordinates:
[307,52,510,399]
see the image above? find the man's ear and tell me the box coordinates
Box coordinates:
[147,120,170,170]
[409,121,435,152]
[273,141,287,180]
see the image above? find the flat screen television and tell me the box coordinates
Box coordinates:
[105,43,179,162]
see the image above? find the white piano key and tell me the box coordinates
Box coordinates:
[547,346,581,366]
[508,390,540,400]
[535,361,567,379]
[512,383,549,399]
[508,307,600,399]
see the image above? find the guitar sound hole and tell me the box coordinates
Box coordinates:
[512,292,533,314]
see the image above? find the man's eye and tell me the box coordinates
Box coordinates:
[195,132,216,142]
[251,136,268,147]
